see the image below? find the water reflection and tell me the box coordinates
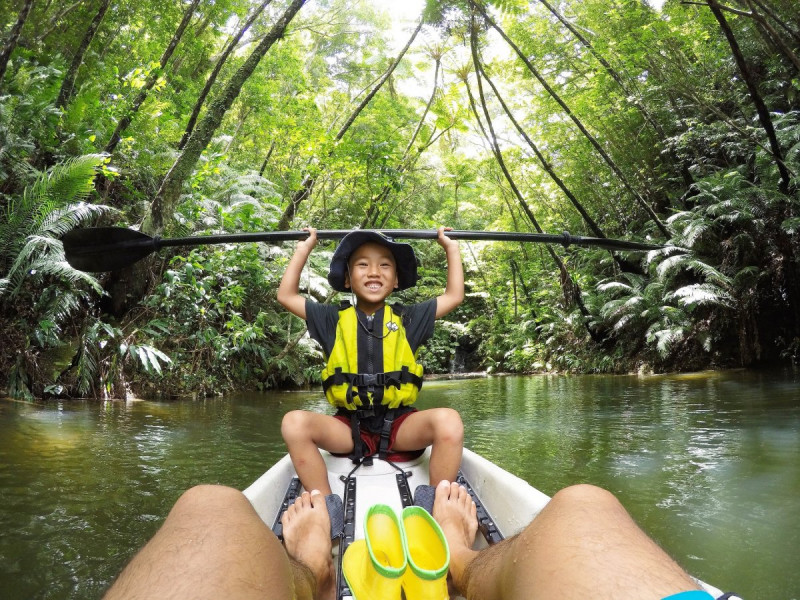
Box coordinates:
[1,370,799,599]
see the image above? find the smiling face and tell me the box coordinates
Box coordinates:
[345,242,399,313]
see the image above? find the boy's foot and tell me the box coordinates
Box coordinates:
[282,490,336,600]
[432,480,479,592]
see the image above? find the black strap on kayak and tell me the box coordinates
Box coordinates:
[270,476,303,541]
[457,471,504,545]
[337,465,360,600]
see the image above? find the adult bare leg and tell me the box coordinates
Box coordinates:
[104,485,310,600]
[434,481,704,600]
[393,407,463,485]
[281,410,353,494]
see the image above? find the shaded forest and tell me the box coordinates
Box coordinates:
[1,0,799,400]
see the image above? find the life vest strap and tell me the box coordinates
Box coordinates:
[322,367,422,395]
[347,407,398,465]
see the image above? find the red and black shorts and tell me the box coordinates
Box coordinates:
[332,406,424,462]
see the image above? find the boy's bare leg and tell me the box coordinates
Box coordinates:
[281,410,353,494]
[434,481,705,600]
[281,490,337,600]
[393,408,463,484]
[104,485,313,600]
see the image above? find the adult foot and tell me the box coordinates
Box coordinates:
[282,490,336,600]
[432,480,479,592]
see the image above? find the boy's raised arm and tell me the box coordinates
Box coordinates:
[435,226,465,318]
[277,227,318,320]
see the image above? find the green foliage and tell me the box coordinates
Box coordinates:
[0,155,112,296]
[128,243,320,397]
[3,0,800,399]
[0,155,113,399]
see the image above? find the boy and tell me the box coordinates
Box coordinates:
[277,226,464,496]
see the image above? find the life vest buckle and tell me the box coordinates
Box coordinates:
[356,373,385,388]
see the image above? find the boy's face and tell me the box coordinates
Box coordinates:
[345,242,399,308]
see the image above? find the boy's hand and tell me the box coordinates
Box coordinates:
[277,227,318,319]
[297,227,318,255]
[435,226,464,318]
[437,226,458,251]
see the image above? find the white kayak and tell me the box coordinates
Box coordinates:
[243,447,726,600]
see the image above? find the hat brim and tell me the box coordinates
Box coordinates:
[327,231,418,292]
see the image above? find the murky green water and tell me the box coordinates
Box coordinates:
[1,370,798,599]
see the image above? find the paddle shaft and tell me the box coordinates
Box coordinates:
[62,227,678,272]
[154,229,666,251]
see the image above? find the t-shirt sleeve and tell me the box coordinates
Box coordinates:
[304,300,340,357]
[400,298,437,352]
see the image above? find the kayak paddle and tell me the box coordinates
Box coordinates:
[62,226,677,272]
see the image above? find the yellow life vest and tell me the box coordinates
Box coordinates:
[321,305,424,411]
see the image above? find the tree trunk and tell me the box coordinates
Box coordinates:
[468,18,602,341]
[707,0,792,194]
[178,0,273,150]
[104,0,202,154]
[472,49,605,238]
[276,19,423,230]
[536,0,666,136]
[746,0,800,46]
[142,0,306,236]
[743,0,800,72]
[536,0,695,187]
[0,0,35,88]
[710,0,800,71]
[56,0,112,108]
[474,2,671,239]
[259,140,276,177]
[104,0,307,318]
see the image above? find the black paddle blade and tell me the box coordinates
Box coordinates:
[62,227,159,272]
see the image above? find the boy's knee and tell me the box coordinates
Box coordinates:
[281,410,309,442]
[434,408,463,443]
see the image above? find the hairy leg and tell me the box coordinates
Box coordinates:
[104,485,304,600]
[281,410,353,494]
[393,407,463,485]
[437,482,704,600]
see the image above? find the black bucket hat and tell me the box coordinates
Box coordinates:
[327,230,418,292]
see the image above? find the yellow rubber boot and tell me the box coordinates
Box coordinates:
[401,506,450,600]
[342,504,407,600]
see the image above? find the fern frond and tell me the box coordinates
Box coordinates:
[39,155,106,208]
[667,284,732,310]
[597,281,634,294]
[31,258,104,295]
[646,326,686,358]
[40,201,115,238]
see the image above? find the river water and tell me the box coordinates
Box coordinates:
[1,370,798,599]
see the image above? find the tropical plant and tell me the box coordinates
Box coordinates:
[0,154,114,398]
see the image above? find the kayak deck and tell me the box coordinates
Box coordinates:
[243,448,726,599]
[244,448,545,599]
